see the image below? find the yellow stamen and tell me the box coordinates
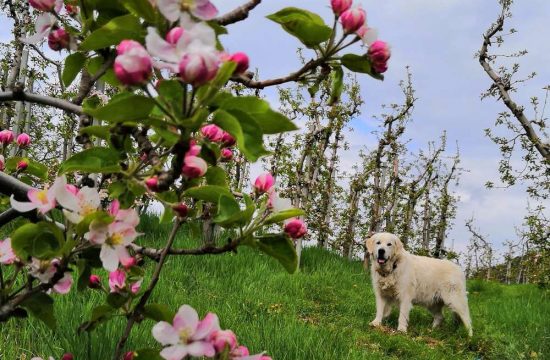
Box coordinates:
[107,233,124,246]
[36,190,48,204]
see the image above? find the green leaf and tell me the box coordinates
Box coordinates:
[60,147,122,174]
[80,14,144,51]
[87,93,155,123]
[120,0,157,23]
[159,203,175,224]
[196,61,237,105]
[213,194,240,225]
[80,125,110,140]
[86,56,120,86]
[267,7,332,48]
[11,222,64,260]
[184,185,233,203]
[6,157,48,180]
[254,234,298,273]
[76,210,113,236]
[218,96,297,134]
[133,349,164,360]
[205,166,227,186]
[329,66,344,105]
[341,54,384,80]
[63,52,87,87]
[107,293,127,308]
[76,260,92,292]
[264,208,305,225]
[143,304,175,322]
[21,292,56,329]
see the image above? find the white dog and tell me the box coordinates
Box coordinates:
[366,233,472,336]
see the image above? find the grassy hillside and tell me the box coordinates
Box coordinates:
[1,217,548,359]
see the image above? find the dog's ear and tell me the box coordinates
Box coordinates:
[394,235,404,255]
[366,236,375,254]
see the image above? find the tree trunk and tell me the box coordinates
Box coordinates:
[421,182,431,251]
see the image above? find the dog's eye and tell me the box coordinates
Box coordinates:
[387,243,392,246]
[376,241,381,245]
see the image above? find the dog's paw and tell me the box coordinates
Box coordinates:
[397,326,408,333]
[369,320,382,327]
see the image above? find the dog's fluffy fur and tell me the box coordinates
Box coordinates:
[366,232,472,336]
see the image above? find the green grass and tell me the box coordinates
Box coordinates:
[1,217,548,359]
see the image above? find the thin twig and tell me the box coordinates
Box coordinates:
[215,0,262,26]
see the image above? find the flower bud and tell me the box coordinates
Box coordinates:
[172,203,189,218]
[16,133,31,147]
[108,269,126,293]
[28,0,57,12]
[179,51,219,87]
[186,140,201,157]
[145,176,159,192]
[89,274,101,289]
[181,156,208,179]
[166,27,184,45]
[221,132,236,147]
[0,155,4,172]
[123,352,135,360]
[16,160,28,171]
[48,28,71,51]
[220,148,233,161]
[210,329,237,352]
[229,52,249,74]
[121,257,137,269]
[253,172,275,194]
[0,130,14,144]
[231,346,250,357]
[331,0,352,16]
[340,7,366,34]
[114,40,153,86]
[61,353,74,360]
[200,124,224,142]
[367,40,391,73]
[284,218,307,239]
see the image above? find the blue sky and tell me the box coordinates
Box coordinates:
[1,1,548,256]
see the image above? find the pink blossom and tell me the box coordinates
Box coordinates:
[0,129,14,144]
[16,160,28,171]
[109,269,126,293]
[109,199,121,216]
[0,155,4,172]
[47,28,71,51]
[186,140,202,157]
[0,238,16,264]
[284,218,307,239]
[210,329,237,353]
[182,156,208,179]
[121,256,137,269]
[10,176,65,214]
[28,0,62,12]
[145,176,159,192]
[114,40,153,86]
[20,13,56,44]
[56,179,101,223]
[53,272,73,294]
[173,203,189,218]
[130,279,142,294]
[155,0,218,22]
[16,133,31,147]
[220,148,233,161]
[230,346,269,360]
[28,258,58,283]
[331,0,352,16]
[89,274,102,289]
[221,132,236,147]
[200,124,224,142]
[367,40,391,73]
[229,52,249,74]
[152,305,220,360]
[166,27,184,45]
[340,7,366,34]
[253,173,275,194]
[179,51,219,86]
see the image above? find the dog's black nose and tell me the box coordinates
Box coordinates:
[378,249,385,257]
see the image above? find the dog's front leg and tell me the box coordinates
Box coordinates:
[397,298,412,332]
[370,291,386,327]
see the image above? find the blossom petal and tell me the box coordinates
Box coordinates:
[159,345,188,360]
[192,0,218,20]
[173,304,199,333]
[63,209,83,224]
[78,186,101,210]
[157,0,180,22]
[10,195,38,213]
[192,312,219,340]
[186,341,216,357]
[55,183,79,212]
[100,245,119,272]
[53,273,73,294]
[152,321,180,346]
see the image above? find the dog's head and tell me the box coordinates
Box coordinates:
[366,233,403,266]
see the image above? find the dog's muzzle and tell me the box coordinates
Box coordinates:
[377,249,387,264]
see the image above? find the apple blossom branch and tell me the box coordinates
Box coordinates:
[215,0,262,26]
[0,88,83,115]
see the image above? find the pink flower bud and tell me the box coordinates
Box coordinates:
[0,130,14,144]
[229,52,249,74]
[221,132,236,147]
[367,40,391,73]
[231,346,250,357]
[166,27,184,45]
[340,7,366,34]
[220,148,233,161]
[145,176,159,192]
[253,172,275,194]
[172,203,189,218]
[179,52,220,87]
[200,124,224,142]
[16,133,31,147]
[108,269,126,293]
[182,156,208,179]
[89,274,101,289]
[284,218,307,239]
[16,160,28,171]
[61,353,74,360]
[28,0,57,11]
[130,280,142,294]
[186,140,202,157]
[331,0,352,16]
[114,40,153,86]
[0,155,5,172]
[210,329,237,352]
[121,256,137,269]
[260,357,273,360]
[48,28,71,51]
[109,199,120,216]
[123,352,135,360]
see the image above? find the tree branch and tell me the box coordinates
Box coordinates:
[0,89,83,115]
[132,239,239,261]
[215,0,262,26]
